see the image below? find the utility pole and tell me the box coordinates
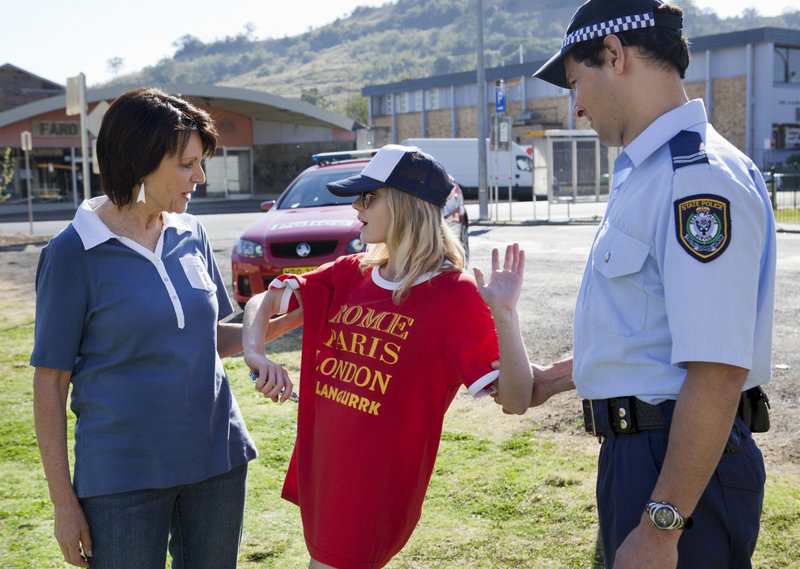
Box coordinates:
[476,0,489,220]
[21,131,33,234]
[66,73,91,201]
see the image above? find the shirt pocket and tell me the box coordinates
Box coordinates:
[587,224,651,337]
[180,255,216,292]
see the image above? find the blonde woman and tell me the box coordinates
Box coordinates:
[243,144,533,569]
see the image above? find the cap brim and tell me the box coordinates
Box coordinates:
[532,46,572,90]
[326,175,387,197]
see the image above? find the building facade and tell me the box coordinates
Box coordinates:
[0,73,358,206]
[363,27,800,171]
[0,64,65,113]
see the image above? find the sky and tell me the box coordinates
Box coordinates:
[2,0,796,87]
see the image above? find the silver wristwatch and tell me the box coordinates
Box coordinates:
[645,501,694,530]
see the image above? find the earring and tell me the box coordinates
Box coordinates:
[137,182,146,204]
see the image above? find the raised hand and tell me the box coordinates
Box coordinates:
[473,243,525,315]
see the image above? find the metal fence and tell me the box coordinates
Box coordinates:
[769,172,800,227]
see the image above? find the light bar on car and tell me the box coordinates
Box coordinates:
[311,149,379,165]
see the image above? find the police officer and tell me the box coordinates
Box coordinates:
[510,1,777,568]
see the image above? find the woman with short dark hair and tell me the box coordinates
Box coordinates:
[30,87,276,569]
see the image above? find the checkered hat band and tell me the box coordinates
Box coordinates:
[563,12,655,47]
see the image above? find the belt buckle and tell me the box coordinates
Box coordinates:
[582,399,603,443]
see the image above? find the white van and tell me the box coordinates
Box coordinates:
[401,138,539,200]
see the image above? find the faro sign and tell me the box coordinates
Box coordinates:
[31,120,81,137]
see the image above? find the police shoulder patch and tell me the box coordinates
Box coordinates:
[674,194,731,263]
[668,130,708,170]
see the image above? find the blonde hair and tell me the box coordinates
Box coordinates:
[360,187,466,304]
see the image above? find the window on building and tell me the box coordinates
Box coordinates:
[774,46,800,84]
[397,93,409,113]
[415,90,423,111]
[425,89,440,110]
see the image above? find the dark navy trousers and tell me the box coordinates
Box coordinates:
[593,400,765,569]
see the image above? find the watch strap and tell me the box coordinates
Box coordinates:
[646,501,693,530]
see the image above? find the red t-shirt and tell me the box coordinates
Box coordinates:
[272,254,499,569]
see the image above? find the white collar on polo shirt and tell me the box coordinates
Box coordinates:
[72,195,192,250]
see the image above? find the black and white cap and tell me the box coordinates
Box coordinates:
[326,144,454,208]
[533,0,683,89]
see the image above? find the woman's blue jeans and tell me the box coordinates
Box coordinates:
[79,464,248,569]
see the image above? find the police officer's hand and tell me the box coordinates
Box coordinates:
[489,360,573,409]
[530,364,554,407]
[529,361,576,407]
[613,515,680,569]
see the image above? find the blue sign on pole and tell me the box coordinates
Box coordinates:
[495,88,506,114]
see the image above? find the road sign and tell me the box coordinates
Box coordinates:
[20,131,32,151]
[66,75,85,116]
[495,87,506,115]
[499,120,509,144]
[87,101,110,138]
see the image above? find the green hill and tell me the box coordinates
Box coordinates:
[104,0,800,122]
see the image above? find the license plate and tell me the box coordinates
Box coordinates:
[283,266,317,275]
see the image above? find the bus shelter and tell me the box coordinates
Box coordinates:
[542,129,618,204]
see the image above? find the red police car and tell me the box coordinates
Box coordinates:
[231,149,469,307]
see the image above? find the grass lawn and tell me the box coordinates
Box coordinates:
[1,286,798,568]
[775,208,800,225]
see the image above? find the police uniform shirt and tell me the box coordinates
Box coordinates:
[573,99,776,404]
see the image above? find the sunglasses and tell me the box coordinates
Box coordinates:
[359,191,381,209]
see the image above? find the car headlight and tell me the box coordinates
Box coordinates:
[234,238,264,258]
[346,237,366,253]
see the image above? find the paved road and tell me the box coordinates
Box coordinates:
[4,200,800,300]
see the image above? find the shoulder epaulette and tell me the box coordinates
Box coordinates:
[668,130,708,171]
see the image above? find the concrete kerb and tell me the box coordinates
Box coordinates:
[471,217,601,227]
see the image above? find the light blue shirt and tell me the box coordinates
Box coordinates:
[31,197,257,497]
[573,100,776,404]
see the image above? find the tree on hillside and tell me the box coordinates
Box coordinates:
[99,0,800,105]
[341,95,368,125]
[173,34,205,58]
[300,88,329,109]
[433,56,451,75]
[243,22,257,41]
[106,57,124,78]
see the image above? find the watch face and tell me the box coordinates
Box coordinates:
[653,505,676,528]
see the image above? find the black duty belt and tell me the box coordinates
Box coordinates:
[582,397,666,441]
[583,387,771,441]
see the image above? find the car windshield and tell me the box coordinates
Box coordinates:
[516,155,533,172]
[277,166,365,209]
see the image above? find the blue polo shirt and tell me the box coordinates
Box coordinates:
[573,100,776,404]
[31,197,257,498]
